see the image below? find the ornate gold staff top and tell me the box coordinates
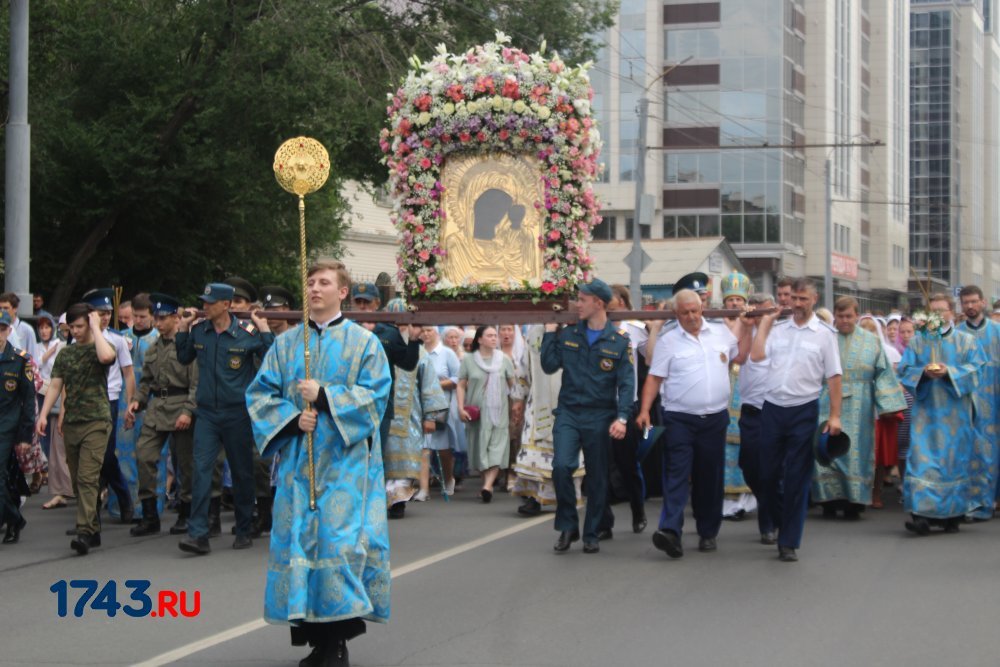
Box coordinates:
[274,136,330,511]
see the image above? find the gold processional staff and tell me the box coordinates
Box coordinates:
[273,136,330,511]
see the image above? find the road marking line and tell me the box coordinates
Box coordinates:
[132,514,550,666]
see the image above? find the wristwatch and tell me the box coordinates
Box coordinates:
[616,417,627,425]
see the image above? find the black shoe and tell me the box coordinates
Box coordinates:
[179,535,211,555]
[723,509,746,522]
[760,530,777,545]
[778,546,798,562]
[517,497,542,517]
[233,534,253,550]
[321,638,349,667]
[553,529,580,552]
[209,497,222,538]
[821,504,838,519]
[595,528,613,541]
[632,513,647,534]
[170,502,190,535]
[120,503,134,525]
[3,517,26,544]
[905,517,931,536]
[480,489,493,503]
[583,541,600,554]
[130,499,160,536]
[698,537,717,552]
[71,532,97,555]
[944,518,961,534]
[299,646,323,667]
[652,529,683,559]
[388,503,406,520]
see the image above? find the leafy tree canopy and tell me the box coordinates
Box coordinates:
[0,0,616,312]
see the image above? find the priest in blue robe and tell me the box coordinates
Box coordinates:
[813,298,906,517]
[246,259,392,667]
[957,285,1000,519]
[898,292,986,535]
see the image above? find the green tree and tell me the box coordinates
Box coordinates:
[0,0,616,312]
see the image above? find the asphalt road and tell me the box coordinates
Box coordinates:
[2,485,999,667]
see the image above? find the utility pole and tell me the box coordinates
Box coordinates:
[825,158,833,310]
[5,0,30,316]
[629,56,691,307]
[628,97,649,307]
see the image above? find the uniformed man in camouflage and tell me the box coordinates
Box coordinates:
[125,294,198,536]
[37,304,118,555]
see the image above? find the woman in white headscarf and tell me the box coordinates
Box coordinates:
[457,326,517,502]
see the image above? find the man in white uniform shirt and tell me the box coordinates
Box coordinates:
[737,293,778,545]
[751,278,842,562]
[637,289,751,558]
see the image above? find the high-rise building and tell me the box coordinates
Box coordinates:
[592,0,913,309]
[909,0,1000,299]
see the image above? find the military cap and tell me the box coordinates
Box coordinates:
[199,283,235,303]
[674,272,710,295]
[0,311,12,327]
[223,276,257,303]
[261,285,295,309]
[82,288,115,311]
[721,271,752,301]
[351,281,380,302]
[149,293,180,316]
[815,421,851,466]
[578,278,613,304]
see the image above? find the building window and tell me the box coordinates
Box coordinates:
[592,215,616,241]
[624,216,650,240]
[861,239,870,265]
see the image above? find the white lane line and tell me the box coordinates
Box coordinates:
[132,514,550,667]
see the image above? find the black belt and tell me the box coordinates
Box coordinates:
[742,404,762,415]
[152,387,189,398]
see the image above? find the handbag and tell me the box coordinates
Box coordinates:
[464,405,480,422]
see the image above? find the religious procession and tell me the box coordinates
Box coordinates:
[4,21,1000,667]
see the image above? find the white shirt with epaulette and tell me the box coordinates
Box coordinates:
[761,314,842,408]
[650,318,738,415]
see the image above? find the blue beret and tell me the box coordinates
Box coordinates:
[0,311,12,327]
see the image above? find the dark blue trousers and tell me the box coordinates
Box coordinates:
[737,405,773,534]
[552,409,613,542]
[0,435,23,526]
[188,407,255,539]
[759,400,819,549]
[658,409,728,539]
[100,400,131,512]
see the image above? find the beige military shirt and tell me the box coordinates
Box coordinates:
[136,336,198,431]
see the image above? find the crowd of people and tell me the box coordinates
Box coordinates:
[1,267,998,667]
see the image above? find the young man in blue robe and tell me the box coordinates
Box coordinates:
[898,292,986,535]
[956,285,1000,518]
[246,259,392,667]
